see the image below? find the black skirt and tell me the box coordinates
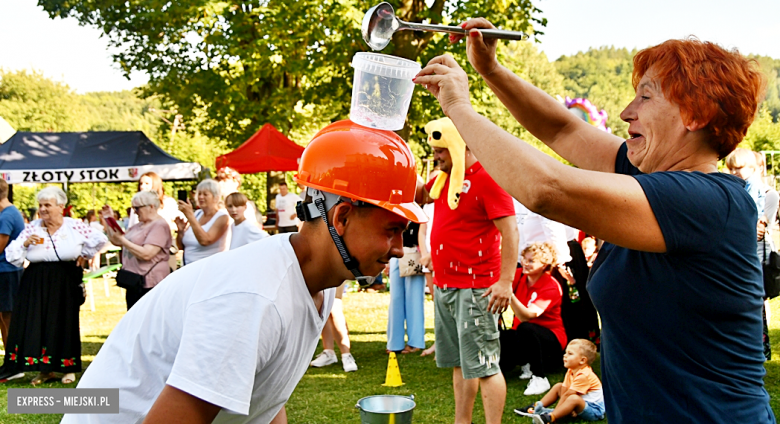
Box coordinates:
[3,261,83,373]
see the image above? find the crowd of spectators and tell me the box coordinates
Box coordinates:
[0,170,289,386]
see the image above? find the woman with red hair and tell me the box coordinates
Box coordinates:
[414,27,773,423]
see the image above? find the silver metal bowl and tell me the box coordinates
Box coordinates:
[356,395,416,424]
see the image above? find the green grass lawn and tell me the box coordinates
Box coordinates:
[0,280,779,422]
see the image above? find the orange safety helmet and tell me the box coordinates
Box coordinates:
[295,120,427,224]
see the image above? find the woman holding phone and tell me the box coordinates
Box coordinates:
[175,179,230,265]
[104,191,172,310]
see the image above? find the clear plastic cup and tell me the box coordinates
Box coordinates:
[350,53,421,131]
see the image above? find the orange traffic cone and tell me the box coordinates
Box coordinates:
[382,352,404,387]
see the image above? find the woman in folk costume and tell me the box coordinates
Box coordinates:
[1,187,107,385]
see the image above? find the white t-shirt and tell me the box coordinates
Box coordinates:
[182,209,230,265]
[5,218,107,266]
[243,201,259,224]
[160,196,185,231]
[275,193,301,227]
[229,220,268,250]
[128,196,183,231]
[514,199,571,265]
[89,221,104,233]
[63,234,335,424]
[563,225,579,242]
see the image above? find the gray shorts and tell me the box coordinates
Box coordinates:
[434,286,501,379]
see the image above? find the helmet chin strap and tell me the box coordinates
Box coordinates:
[296,188,377,288]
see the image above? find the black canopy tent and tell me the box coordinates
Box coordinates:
[0,131,201,185]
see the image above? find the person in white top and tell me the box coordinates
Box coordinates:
[418,200,437,357]
[84,210,105,271]
[226,192,268,250]
[217,167,260,225]
[175,179,230,265]
[61,120,427,424]
[275,182,302,233]
[127,172,183,231]
[0,187,107,386]
[514,199,571,266]
[85,210,104,233]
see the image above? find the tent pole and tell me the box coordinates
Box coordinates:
[266,171,271,214]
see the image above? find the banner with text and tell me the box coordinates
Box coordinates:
[0,163,202,184]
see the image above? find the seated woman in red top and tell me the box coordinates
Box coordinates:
[500,242,567,397]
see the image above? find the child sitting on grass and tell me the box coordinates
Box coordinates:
[516,339,605,423]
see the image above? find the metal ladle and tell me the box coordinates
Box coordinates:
[362,2,529,51]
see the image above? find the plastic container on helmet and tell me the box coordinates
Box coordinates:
[350,53,421,131]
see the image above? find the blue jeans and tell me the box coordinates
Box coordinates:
[386,257,426,351]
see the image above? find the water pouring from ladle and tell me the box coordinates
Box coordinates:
[362,2,528,51]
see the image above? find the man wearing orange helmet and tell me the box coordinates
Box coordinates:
[62,120,426,424]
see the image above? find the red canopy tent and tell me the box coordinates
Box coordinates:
[215,124,304,173]
[216,124,305,225]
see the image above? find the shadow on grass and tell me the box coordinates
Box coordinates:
[80,337,110,359]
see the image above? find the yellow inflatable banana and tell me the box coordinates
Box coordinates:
[425,117,466,210]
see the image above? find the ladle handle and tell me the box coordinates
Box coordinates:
[478,28,528,41]
[401,22,527,41]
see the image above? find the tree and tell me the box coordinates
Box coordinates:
[38,0,546,146]
[80,90,161,134]
[469,41,567,159]
[743,106,780,152]
[0,69,82,132]
[749,55,780,123]
[0,70,232,217]
[554,47,637,139]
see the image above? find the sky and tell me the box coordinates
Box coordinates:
[1,0,779,93]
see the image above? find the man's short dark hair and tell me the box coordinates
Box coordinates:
[279,182,288,187]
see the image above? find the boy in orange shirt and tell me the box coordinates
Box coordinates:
[516,339,605,423]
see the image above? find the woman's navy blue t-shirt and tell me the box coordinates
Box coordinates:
[588,143,775,423]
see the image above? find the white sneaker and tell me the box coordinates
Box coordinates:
[513,409,535,417]
[310,350,337,367]
[6,372,24,381]
[342,353,358,372]
[518,363,532,379]
[524,375,551,396]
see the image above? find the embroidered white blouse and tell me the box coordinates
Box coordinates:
[5,218,108,267]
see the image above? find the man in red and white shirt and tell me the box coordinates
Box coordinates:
[417,118,518,424]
